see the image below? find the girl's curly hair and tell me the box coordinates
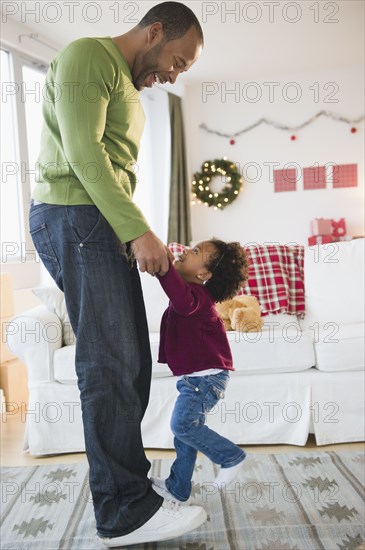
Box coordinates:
[204,238,249,302]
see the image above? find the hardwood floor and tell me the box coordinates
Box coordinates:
[1,412,364,467]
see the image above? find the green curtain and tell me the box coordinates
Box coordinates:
[167,93,192,245]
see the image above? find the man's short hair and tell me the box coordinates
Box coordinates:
[138,1,204,45]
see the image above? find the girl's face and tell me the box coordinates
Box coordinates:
[174,241,217,284]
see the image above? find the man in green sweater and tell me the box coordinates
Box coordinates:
[29,2,205,547]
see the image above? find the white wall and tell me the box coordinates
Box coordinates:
[1,14,59,63]
[184,65,364,245]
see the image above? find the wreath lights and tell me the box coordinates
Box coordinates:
[191,157,243,210]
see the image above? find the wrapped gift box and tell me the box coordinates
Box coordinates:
[0,273,14,318]
[308,235,334,246]
[311,218,332,236]
[0,358,28,410]
[331,218,347,239]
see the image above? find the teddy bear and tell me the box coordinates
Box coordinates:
[216,294,264,332]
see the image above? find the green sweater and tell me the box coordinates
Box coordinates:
[32,36,150,243]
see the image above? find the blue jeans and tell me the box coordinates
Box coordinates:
[166,371,246,501]
[29,201,162,537]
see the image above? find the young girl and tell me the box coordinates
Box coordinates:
[152,238,249,503]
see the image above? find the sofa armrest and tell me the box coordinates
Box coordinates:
[6,305,63,383]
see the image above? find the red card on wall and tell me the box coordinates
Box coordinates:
[303,166,326,190]
[332,164,358,188]
[274,168,297,192]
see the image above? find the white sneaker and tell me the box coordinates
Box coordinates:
[151,476,191,505]
[98,500,207,547]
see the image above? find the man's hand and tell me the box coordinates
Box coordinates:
[130,230,173,276]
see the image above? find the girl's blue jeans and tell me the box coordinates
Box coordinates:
[166,370,246,501]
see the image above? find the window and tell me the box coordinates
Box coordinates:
[0,47,47,287]
[1,49,22,258]
[22,64,47,193]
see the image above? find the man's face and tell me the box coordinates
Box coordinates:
[132,25,202,91]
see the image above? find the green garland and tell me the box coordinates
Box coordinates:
[191,158,243,210]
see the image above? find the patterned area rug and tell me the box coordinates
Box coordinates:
[1,451,364,550]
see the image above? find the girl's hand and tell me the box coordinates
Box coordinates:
[131,230,170,276]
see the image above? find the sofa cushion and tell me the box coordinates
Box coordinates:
[53,345,77,384]
[313,322,364,372]
[227,315,315,375]
[53,335,172,384]
[32,286,76,346]
[139,271,169,332]
[150,332,173,377]
[301,238,365,328]
[53,314,315,383]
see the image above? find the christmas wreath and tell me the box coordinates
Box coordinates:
[191,158,243,210]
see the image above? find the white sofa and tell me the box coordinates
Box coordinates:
[7,239,365,456]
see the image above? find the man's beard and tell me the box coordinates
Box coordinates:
[132,39,166,91]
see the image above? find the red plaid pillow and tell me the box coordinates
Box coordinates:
[241,244,305,317]
[168,242,186,258]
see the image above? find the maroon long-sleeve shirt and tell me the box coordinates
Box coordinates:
[157,262,233,376]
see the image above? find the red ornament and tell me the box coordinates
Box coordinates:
[351,127,357,133]
[229,138,236,145]
[290,135,297,141]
